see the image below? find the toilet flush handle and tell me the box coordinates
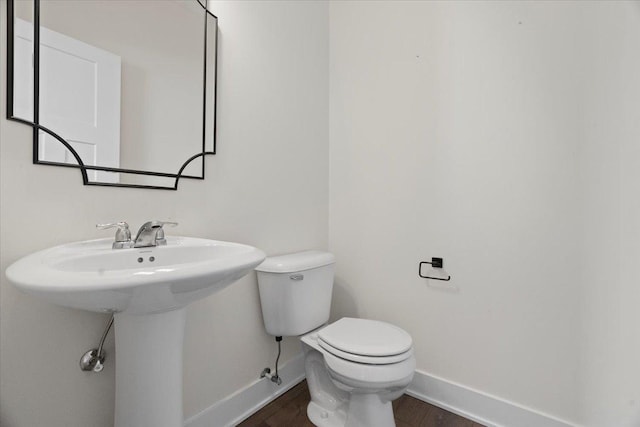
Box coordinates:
[290,274,304,281]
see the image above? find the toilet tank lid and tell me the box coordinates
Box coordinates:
[255,251,335,273]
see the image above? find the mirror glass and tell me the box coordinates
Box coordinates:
[8,0,217,189]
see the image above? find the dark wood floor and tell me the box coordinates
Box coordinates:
[238,380,485,427]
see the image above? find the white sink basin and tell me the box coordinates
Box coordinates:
[6,236,265,314]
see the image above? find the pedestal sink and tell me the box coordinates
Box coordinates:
[6,236,266,427]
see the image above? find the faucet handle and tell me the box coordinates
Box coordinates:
[154,221,178,246]
[96,222,133,249]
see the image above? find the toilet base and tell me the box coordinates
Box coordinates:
[307,394,396,427]
[344,393,395,427]
[307,401,347,427]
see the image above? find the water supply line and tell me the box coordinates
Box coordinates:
[260,336,283,385]
[79,315,114,372]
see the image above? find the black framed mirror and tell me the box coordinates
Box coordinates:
[6,0,217,190]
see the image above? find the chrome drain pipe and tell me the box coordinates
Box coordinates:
[80,315,114,372]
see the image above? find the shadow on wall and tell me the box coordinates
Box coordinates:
[426,280,460,294]
[330,277,359,320]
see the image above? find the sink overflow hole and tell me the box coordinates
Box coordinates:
[137,257,143,263]
[149,257,155,262]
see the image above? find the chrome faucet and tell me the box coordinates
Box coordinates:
[133,220,178,248]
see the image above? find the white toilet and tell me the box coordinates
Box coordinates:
[256,251,415,427]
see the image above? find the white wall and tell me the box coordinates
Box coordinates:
[0,1,329,426]
[578,2,640,426]
[329,1,639,426]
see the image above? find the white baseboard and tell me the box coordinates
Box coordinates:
[406,370,579,427]
[184,353,306,427]
[185,360,580,427]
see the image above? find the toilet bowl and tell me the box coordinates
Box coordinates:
[255,251,415,427]
[301,318,415,427]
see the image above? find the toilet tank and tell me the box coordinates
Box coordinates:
[255,251,335,337]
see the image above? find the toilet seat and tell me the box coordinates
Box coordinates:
[317,318,413,365]
[318,338,413,364]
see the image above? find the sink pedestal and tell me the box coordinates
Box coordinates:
[114,309,186,427]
